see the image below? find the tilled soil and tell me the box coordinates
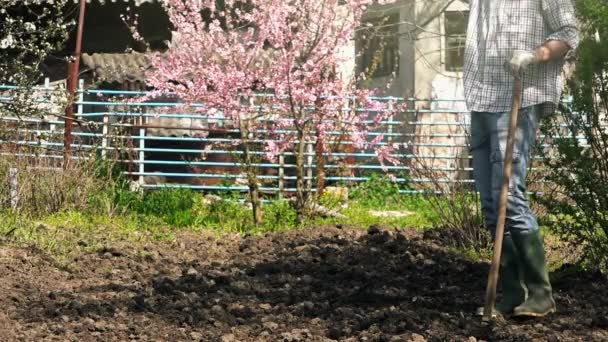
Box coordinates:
[0,225,607,341]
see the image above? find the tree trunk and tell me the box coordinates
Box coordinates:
[295,127,307,223]
[314,98,326,198]
[239,118,262,226]
[246,166,263,225]
[315,132,326,197]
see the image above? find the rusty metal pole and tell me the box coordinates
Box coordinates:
[64,0,87,168]
[482,78,523,321]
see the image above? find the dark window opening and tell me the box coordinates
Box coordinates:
[357,13,400,78]
[444,11,468,72]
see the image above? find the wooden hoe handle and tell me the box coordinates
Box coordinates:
[482,79,523,321]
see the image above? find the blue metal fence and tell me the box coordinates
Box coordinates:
[0,81,578,195]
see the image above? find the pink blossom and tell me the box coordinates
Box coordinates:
[264,140,280,162]
[376,145,401,172]
[148,0,401,169]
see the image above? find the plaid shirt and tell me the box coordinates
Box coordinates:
[463,0,579,114]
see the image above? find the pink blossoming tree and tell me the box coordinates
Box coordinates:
[147,0,400,223]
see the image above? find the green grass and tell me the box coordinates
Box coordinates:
[0,191,572,270]
[0,211,172,264]
[0,174,484,264]
[192,198,298,233]
[313,194,439,229]
[0,191,437,263]
[317,174,440,228]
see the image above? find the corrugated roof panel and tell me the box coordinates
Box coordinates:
[71,0,159,5]
[81,52,151,84]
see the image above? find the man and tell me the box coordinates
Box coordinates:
[463,0,578,317]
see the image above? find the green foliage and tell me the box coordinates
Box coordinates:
[325,200,438,229]
[0,168,485,263]
[319,175,440,229]
[194,198,298,233]
[538,0,608,270]
[99,187,198,228]
[318,191,346,210]
[0,211,169,264]
[262,200,298,231]
[85,159,139,216]
[138,189,195,220]
[350,173,405,208]
[195,197,252,231]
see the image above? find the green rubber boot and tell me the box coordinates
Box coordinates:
[511,230,556,317]
[476,234,527,316]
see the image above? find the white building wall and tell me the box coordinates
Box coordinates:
[353,0,469,100]
[414,0,468,104]
[412,0,470,183]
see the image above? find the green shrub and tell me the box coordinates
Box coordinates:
[90,186,200,228]
[318,191,346,210]
[350,173,405,207]
[138,188,195,215]
[195,198,252,231]
[134,188,197,227]
[262,200,297,231]
[538,0,608,270]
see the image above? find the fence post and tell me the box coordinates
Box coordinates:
[76,79,84,156]
[9,168,18,211]
[46,78,60,148]
[306,141,313,194]
[101,113,109,159]
[387,100,394,143]
[278,152,284,199]
[40,78,51,148]
[48,77,56,135]
[77,79,84,119]
[138,114,146,186]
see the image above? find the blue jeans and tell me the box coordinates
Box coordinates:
[470,106,540,235]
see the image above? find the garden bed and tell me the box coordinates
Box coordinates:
[0,225,606,341]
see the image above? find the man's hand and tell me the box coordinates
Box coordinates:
[505,50,540,78]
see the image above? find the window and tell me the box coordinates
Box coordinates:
[357,13,400,78]
[444,11,468,72]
